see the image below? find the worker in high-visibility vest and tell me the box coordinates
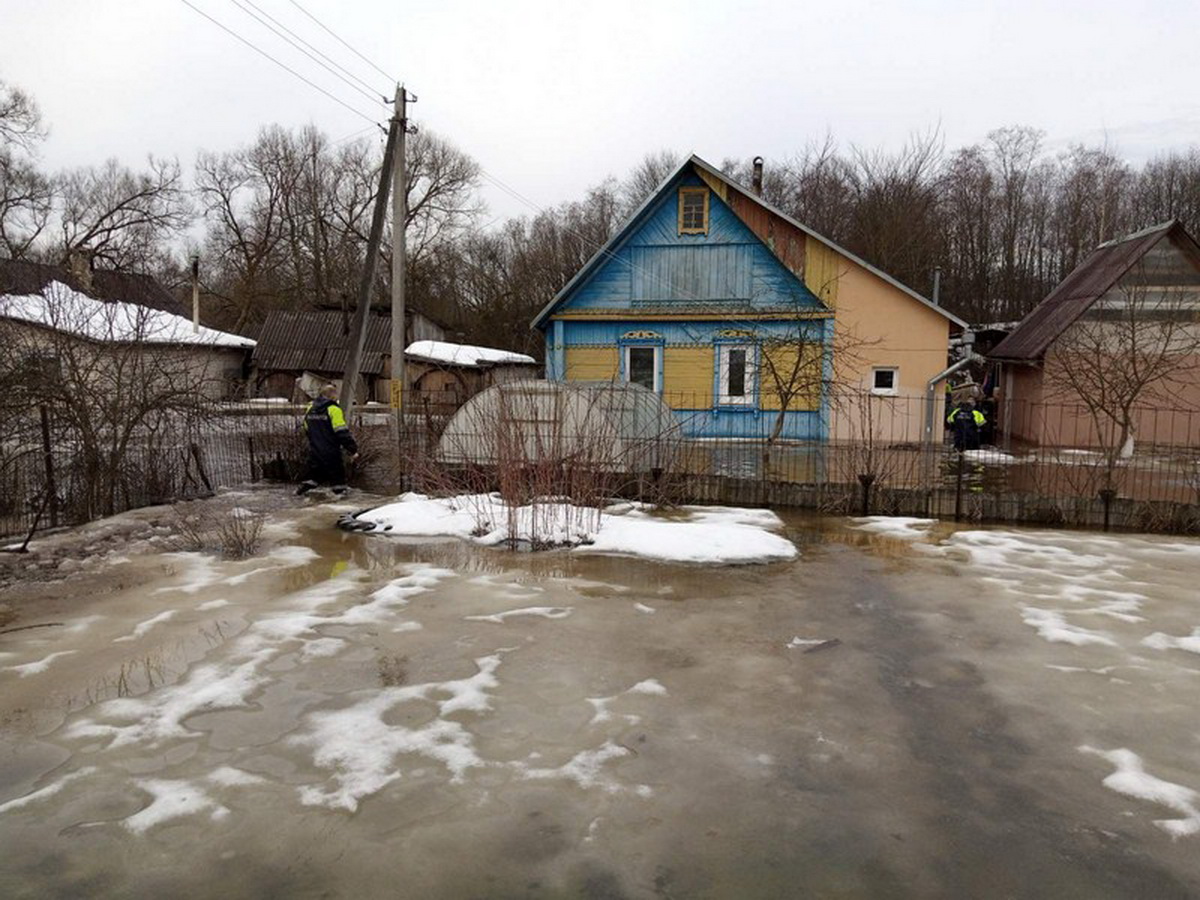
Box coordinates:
[297,384,358,495]
[947,400,985,452]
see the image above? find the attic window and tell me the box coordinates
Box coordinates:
[678,187,709,234]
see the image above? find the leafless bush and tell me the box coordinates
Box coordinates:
[407,382,678,549]
[171,501,265,559]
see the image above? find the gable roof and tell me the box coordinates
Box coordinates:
[252,309,392,376]
[989,220,1198,363]
[530,154,966,330]
[0,257,187,317]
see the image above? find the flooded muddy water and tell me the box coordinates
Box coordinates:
[2,495,1199,898]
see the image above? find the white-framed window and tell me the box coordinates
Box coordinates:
[871,367,898,396]
[718,343,757,406]
[623,344,661,392]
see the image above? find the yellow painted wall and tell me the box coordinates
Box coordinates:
[827,252,954,441]
[663,346,713,408]
[804,240,842,309]
[564,347,618,382]
[760,344,821,411]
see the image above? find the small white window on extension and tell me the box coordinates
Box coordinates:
[871,367,898,396]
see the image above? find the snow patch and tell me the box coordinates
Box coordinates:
[292,653,505,811]
[113,609,177,643]
[354,494,796,565]
[3,650,77,678]
[123,766,262,834]
[465,606,573,625]
[1080,746,1200,838]
[849,516,937,540]
[0,767,98,814]
[405,339,535,368]
[517,740,648,795]
[1142,628,1200,655]
[1020,608,1117,646]
[0,280,254,348]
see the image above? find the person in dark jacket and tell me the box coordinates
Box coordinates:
[947,400,985,452]
[297,384,358,495]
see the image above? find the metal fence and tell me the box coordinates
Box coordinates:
[4,390,1200,541]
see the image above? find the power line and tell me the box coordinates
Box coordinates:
[286,0,396,84]
[180,0,379,125]
[230,0,389,103]
[477,168,716,308]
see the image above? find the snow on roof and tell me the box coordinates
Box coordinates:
[0,281,255,348]
[405,339,536,368]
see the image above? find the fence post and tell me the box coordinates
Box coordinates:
[39,405,58,529]
[954,449,965,522]
[1098,487,1116,532]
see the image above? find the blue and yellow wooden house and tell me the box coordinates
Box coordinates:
[531,155,963,441]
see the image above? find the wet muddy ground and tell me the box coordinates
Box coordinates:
[2,489,1199,898]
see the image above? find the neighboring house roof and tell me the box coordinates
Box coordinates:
[252,309,392,376]
[405,340,537,369]
[530,153,966,331]
[0,257,188,317]
[0,280,254,348]
[990,220,1198,362]
[310,300,452,334]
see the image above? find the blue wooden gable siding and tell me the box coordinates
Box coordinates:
[563,173,825,312]
[543,171,832,441]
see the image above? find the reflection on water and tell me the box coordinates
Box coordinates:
[0,500,1198,899]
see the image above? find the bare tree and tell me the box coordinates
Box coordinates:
[0,283,226,519]
[1046,258,1200,491]
[620,149,682,214]
[56,156,191,270]
[0,78,52,259]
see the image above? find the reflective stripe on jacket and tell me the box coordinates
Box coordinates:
[947,407,985,426]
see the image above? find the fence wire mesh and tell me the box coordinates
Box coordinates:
[4,389,1200,541]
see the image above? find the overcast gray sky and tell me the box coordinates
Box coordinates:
[4,0,1198,222]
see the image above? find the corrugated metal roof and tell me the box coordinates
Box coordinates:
[989,221,1191,362]
[252,310,393,376]
[0,257,187,317]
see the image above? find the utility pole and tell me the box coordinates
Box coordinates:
[340,96,402,421]
[390,85,409,458]
[190,253,200,332]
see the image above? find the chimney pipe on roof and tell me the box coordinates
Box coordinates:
[932,265,942,306]
[752,156,764,197]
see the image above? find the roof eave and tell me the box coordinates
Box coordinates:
[685,155,968,329]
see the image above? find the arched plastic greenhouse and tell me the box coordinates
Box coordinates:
[436,380,679,473]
